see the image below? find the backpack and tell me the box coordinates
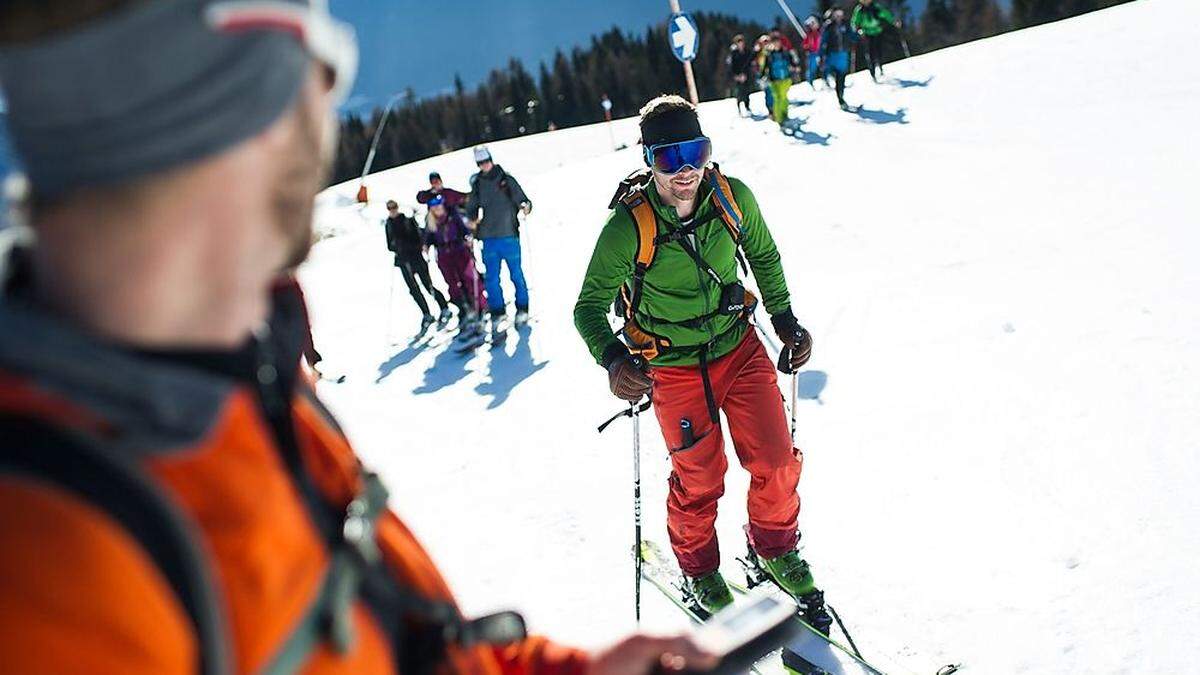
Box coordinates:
[470,167,523,236]
[767,50,792,81]
[605,163,757,362]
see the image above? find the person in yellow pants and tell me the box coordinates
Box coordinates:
[760,33,799,126]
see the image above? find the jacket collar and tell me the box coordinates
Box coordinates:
[0,228,251,455]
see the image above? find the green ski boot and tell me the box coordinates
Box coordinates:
[761,551,815,596]
[761,551,833,635]
[683,570,734,617]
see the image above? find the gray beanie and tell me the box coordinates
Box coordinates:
[0,1,323,197]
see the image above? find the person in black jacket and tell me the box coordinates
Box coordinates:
[726,34,756,116]
[385,200,450,330]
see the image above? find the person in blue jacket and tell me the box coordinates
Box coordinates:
[822,6,860,111]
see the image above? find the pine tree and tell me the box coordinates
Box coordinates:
[954,0,1005,43]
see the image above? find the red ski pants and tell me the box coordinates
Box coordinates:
[650,330,802,576]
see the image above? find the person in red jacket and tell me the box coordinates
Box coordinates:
[0,2,714,674]
[801,15,824,88]
[416,170,468,208]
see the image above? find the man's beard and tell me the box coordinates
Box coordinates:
[272,97,335,272]
[668,183,699,202]
[656,172,699,203]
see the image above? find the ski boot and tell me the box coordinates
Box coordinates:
[436,306,453,328]
[761,551,833,635]
[490,312,508,343]
[682,570,734,618]
[455,311,479,341]
[419,313,435,331]
[514,309,530,327]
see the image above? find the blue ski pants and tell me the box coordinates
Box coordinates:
[481,236,529,314]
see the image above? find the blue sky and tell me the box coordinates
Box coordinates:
[331,0,818,109]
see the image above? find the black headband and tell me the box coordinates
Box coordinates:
[640,106,703,147]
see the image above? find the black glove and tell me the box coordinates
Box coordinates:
[771,310,813,374]
[603,345,653,402]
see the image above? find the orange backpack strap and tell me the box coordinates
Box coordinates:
[619,190,659,319]
[706,164,744,243]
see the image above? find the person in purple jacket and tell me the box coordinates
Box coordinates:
[426,193,487,336]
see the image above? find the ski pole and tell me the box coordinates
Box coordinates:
[386,266,396,343]
[789,370,798,444]
[900,34,912,59]
[632,398,643,624]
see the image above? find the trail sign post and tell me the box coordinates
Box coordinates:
[666,1,700,105]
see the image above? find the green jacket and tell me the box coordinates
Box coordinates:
[851,3,895,37]
[574,174,791,368]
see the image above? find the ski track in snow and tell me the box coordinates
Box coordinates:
[302,2,1200,672]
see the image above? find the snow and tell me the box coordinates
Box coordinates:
[302,1,1200,672]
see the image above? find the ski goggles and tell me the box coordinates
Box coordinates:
[643,137,713,175]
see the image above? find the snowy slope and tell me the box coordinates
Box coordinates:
[302,1,1200,672]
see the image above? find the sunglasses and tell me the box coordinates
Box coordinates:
[206,1,359,105]
[644,137,712,175]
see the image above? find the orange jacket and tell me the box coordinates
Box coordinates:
[0,260,587,675]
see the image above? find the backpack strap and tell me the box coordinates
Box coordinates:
[620,190,659,320]
[0,415,232,675]
[706,165,750,275]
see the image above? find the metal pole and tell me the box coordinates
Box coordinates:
[774,0,808,39]
[632,401,643,624]
[789,372,798,444]
[667,0,701,105]
[386,267,396,344]
[360,93,404,182]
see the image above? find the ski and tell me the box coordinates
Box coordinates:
[638,541,772,675]
[728,574,881,675]
[453,334,488,354]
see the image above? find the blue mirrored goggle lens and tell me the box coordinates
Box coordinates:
[647,138,712,174]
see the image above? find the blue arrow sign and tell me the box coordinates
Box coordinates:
[668,13,699,63]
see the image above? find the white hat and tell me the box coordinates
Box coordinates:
[473,145,492,163]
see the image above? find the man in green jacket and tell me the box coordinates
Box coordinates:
[852,0,902,81]
[573,95,830,631]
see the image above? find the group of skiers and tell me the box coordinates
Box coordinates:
[727,0,905,119]
[0,2,726,673]
[386,145,533,342]
[0,0,845,671]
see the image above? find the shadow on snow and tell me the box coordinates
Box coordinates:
[782,117,833,146]
[796,370,828,405]
[854,106,908,125]
[412,338,474,395]
[474,325,549,409]
[376,339,436,383]
[886,75,934,89]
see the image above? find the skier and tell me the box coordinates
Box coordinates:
[801,15,824,88]
[726,34,756,116]
[753,33,775,115]
[573,95,830,628]
[465,145,532,335]
[416,171,468,228]
[823,6,861,110]
[385,199,451,331]
[0,3,717,673]
[852,0,902,82]
[426,194,487,336]
[759,32,800,127]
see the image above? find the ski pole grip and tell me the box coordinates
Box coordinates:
[776,346,793,374]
